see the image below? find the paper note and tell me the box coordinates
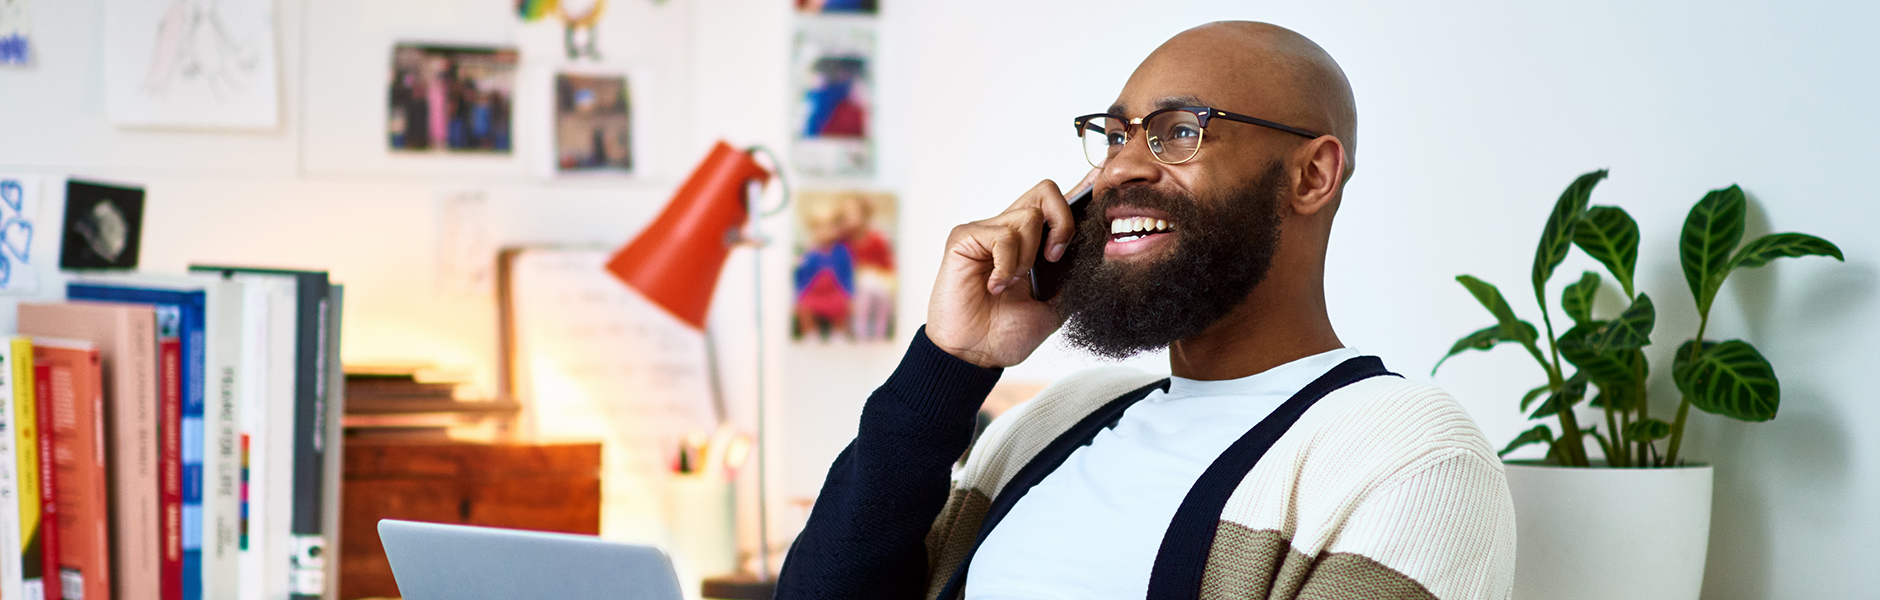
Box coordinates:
[506,248,718,539]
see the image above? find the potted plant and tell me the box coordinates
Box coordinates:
[1433,170,1842,600]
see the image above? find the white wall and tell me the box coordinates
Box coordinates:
[4,1,1875,597]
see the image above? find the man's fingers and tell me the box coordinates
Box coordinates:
[1038,187,1077,263]
[986,209,1043,293]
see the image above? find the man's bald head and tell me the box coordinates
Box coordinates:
[1126,21,1358,181]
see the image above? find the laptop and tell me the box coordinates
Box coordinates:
[378,519,685,600]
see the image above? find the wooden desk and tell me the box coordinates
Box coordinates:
[339,440,602,600]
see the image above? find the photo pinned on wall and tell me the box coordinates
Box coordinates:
[791,21,874,178]
[795,0,876,15]
[388,44,518,154]
[792,190,897,343]
[60,180,145,271]
[0,0,31,66]
[0,175,41,292]
[555,73,632,173]
[103,0,280,128]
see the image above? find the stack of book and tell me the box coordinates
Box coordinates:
[342,367,519,443]
[5,266,344,600]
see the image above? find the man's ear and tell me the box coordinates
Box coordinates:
[1289,136,1346,216]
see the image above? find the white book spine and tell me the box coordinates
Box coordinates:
[235,281,275,600]
[0,342,24,600]
[265,283,297,600]
[197,278,244,600]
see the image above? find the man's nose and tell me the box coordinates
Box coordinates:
[1099,131,1168,190]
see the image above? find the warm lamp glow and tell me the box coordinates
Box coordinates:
[606,140,773,330]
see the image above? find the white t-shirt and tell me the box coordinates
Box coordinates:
[964,347,1362,600]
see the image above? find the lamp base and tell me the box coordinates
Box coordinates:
[702,573,776,600]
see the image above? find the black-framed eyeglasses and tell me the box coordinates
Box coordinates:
[1073,106,1321,168]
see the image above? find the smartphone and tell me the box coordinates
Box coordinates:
[1028,186,1094,301]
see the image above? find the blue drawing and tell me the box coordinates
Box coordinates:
[1,216,30,261]
[0,179,20,211]
[0,177,31,290]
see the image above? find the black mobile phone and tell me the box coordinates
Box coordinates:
[1028,187,1094,301]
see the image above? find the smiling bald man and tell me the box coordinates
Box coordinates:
[774,22,1516,600]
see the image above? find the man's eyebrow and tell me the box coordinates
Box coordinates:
[1108,95,1208,117]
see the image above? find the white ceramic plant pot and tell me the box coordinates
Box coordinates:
[1503,461,1713,600]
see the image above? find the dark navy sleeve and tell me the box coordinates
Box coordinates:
[773,326,1003,600]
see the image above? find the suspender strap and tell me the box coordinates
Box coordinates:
[934,378,1171,600]
[1144,355,1398,600]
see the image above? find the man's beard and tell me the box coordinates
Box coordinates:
[1056,162,1287,360]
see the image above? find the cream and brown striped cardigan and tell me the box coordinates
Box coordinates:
[926,365,1518,600]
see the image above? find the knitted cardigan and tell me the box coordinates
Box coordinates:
[774,329,1517,600]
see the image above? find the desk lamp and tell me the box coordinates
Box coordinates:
[606,140,787,600]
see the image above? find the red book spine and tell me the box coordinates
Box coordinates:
[34,365,59,600]
[159,340,182,600]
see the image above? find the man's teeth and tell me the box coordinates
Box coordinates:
[1110,217,1172,235]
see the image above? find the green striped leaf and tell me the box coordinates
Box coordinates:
[1573,206,1641,297]
[1561,271,1601,326]
[1533,170,1608,307]
[1455,275,1545,366]
[1595,293,1655,351]
[1520,382,1551,412]
[1499,425,1556,458]
[1729,233,1844,271]
[1558,323,1646,388]
[1680,185,1747,317]
[1530,372,1590,420]
[1432,321,1540,375]
[1675,339,1780,422]
[1623,418,1672,442]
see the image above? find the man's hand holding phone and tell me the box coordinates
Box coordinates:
[927,172,1098,369]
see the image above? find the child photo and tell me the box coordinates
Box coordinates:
[555,73,633,173]
[792,190,896,343]
[387,44,517,153]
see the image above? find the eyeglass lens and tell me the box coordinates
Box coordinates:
[1079,111,1205,167]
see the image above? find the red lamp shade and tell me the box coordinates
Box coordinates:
[607,140,773,330]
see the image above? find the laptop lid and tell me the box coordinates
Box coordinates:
[378,519,684,600]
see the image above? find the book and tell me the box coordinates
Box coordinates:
[159,335,181,600]
[194,276,244,600]
[68,276,243,600]
[317,286,343,600]
[6,338,48,600]
[202,272,296,600]
[33,339,109,600]
[32,362,62,600]
[21,303,161,600]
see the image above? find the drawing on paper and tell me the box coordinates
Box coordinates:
[0,0,31,66]
[105,0,280,128]
[0,175,39,292]
[792,190,896,343]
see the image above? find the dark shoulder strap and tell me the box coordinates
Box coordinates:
[934,377,1171,600]
[1144,355,1399,600]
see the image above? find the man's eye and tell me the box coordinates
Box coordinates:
[1168,124,1201,139]
[1106,132,1128,146]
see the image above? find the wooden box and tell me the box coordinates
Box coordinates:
[339,440,602,599]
